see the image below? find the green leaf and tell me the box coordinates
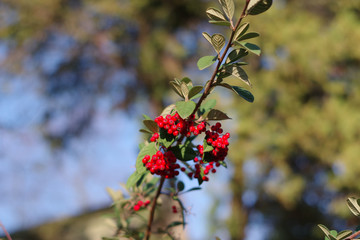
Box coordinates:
[206,109,231,121]
[203,140,214,152]
[336,230,352,240]
[142,114,152,120]
[202,32,212,45]
[175,101,196,119]
[219,83,254,102]
[161,104,176,116]
[218,0,235,20]
[139,142,145,151]
[143,120,159,133]
[166,221,184,229]
[170,81,184,98]
[171,143,197,161]
[247,0,272,15]
[188,86,203,99]
[139,129,152,134]
[237,32,260,42]
[226,48,248,64]
[209,20,231,26]
[211,34,226,54]
[318,224,331,237]
[181,77,193,86]
[126,171,144,189]
[177,181,185,191]
[180,82,189,100]
[136,142,157,174]
[197,55,217,70]
[224,64,251,86]
[219,161,227,168]
[190,93,202,100]
[235,41,261,56]
[199,99,217,114]
[159,128,176,148]
[206,7,227,21]
[234,23,249,41]
[183,187,202,193]
[347,197,360,216]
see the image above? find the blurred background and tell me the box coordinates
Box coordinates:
[1,0,360,239]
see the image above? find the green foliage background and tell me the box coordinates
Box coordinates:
[227,1,360,239]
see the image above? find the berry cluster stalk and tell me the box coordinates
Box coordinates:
[144,1,251,239]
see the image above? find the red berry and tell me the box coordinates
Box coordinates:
[145,200,151,206]
[133,204,140,211]
[137,200,144,206]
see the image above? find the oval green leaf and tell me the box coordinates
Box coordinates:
[175,100,196,119]
[197,55,217,70]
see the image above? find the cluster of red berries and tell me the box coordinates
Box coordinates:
[154,113,206,138]
[205,122,230,162]
[172,205,178,213]
[142,150,180,178]
[187,122,230,182]
[133,199,151,211]
[150,132,159,142]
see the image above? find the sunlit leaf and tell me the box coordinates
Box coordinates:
[211,34,226,54]
[235,41,261,56]
[206,7,227,21]
[202,32,212,45]
[224,64,251,86]
[136,142,157,174]
[188,86,203,99]
[175,101,196,119]
[170,81,183,98]
[218,0,235,20]
[209,20,231,26]
[161,104,176,116]
[336,230,352,240]
[347,197,360,216]
[234,22,249,41]
[197,55,217,70]
[199,99,217,114]
[226,48,248,64]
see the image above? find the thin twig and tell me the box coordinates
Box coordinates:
[191,0,251,116]
[346,230,360,240]
[0,221,12,240]
[145,176,166,240]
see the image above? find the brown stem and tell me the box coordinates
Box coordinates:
[0,220,12,240]
[145,176,166,240]
[346,230,360,240]
[191,0,251,116]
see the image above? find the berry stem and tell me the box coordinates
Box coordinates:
[346,230,360,240]
[191,0,251,117]
[145,176,166,240]
[0,220,12,240]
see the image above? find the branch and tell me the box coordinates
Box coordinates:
[0,221,12,240]
[346,230,360,240]
[145,176,166,240]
